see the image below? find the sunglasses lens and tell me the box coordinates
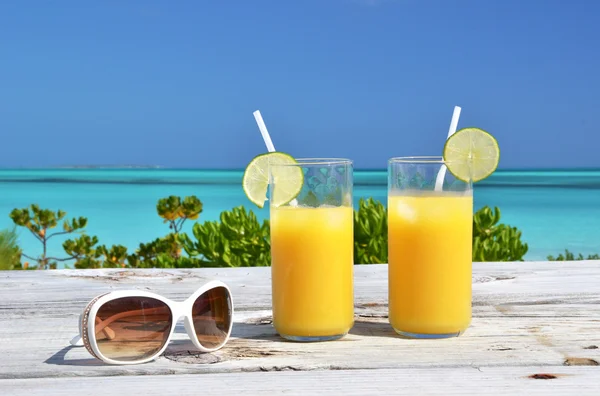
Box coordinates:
[192,286,232,349]
[95,297,172,362]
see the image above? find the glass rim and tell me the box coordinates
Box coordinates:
[389,156,449,164]
[270,157,352,166]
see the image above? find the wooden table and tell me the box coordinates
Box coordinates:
[1,262,599,395]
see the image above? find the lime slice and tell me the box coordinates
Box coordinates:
[242,152,303,208]
[443,127,500,182]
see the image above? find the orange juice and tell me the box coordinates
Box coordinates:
[388,194,473,336]
[270,205,354,339]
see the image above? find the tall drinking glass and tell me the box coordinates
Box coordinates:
[388,157,473,338]
[269,158,354,341]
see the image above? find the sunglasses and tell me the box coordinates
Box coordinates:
[69,281,233,365]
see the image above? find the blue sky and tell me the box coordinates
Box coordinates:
[0,0,598,169]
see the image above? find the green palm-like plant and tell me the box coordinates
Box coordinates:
[9,205,98,269]
[472,206,528,261]
[181,206,271,267]
[547,250,600,261]
[0,228,22,270]
[354,198,387,264]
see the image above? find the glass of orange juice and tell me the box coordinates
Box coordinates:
[269,158,354,341]
[388,156,473,338]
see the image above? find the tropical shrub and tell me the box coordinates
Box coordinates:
[9,205,132,269]
[6,196,577,270]
[353,201,529,263]
[472,206,529,261]
[92,244,130,268]
[181,206,271,267]
[9,205,102,269]
[0,228,21,270]
[126,195,203,268]
[157,195,203,233]
[547,250,600,261]
[354,198,387,264]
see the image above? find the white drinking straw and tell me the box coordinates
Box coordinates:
[253,109,293,204]
[434,106,462,191]
[253,110,276,152]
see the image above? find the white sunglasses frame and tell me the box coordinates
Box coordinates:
[70,280,234,365]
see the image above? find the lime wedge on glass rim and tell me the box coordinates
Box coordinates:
[443,127,500,182]
[242,152,303,208]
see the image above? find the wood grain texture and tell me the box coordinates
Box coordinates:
[1,367,600,396]
[0,262,599,394]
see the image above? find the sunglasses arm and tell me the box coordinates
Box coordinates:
[69,313,84,346]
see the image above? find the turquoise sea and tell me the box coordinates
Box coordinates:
[1,169,599,264]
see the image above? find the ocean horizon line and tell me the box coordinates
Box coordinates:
[0,166,599,172]
[0,167,599,189]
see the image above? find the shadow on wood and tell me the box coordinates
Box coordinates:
[44,346,107,367]
[349,319,397,338]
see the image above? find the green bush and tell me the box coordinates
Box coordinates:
[156,195,203,233]
[0,228,22,270]
[181,206,271,267]
[472,206,529,261]
[9,204,131,269]
[354,198,387,264]
[547,250,600,261]
[126,195,203,268]
[94,244,129,268]
[8,196,589,269]
[126,234,204,269]
[9,205,102,269]
[352,201,528,263]
[122,195,269,269]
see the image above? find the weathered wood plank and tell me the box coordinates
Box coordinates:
[1,367,599,396]
[0,262,599,384]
